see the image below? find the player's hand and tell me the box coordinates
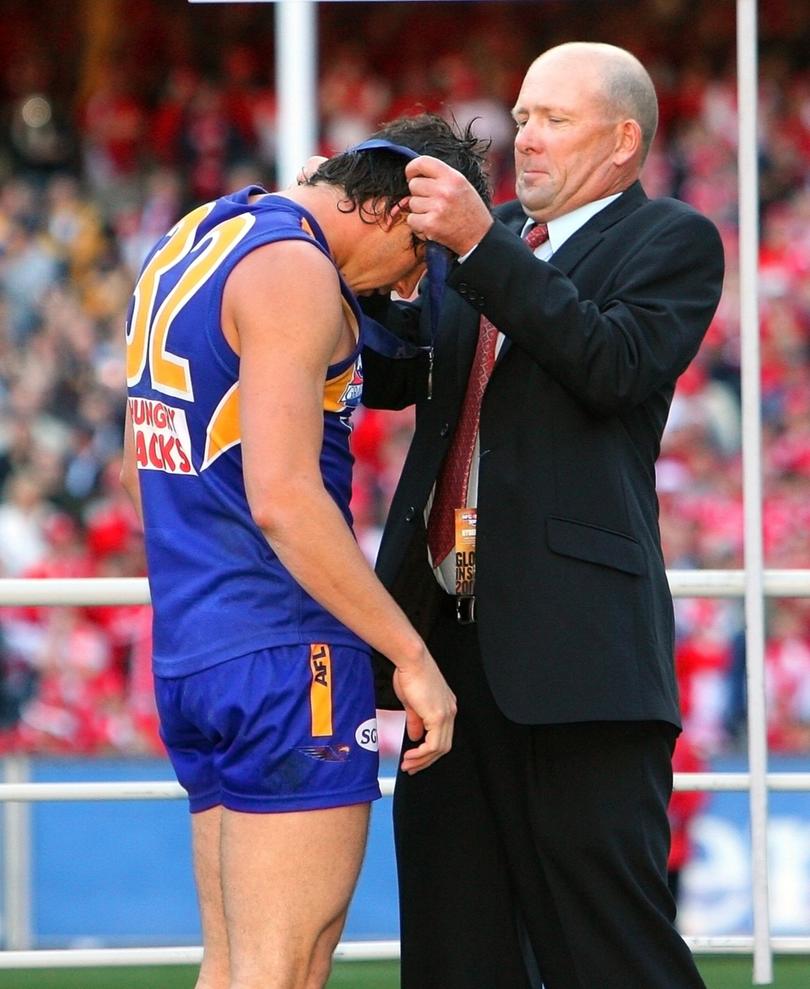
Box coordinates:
[392,649,457,774]
[404,156,493,257]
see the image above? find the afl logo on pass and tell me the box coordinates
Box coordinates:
[355,718,378,752]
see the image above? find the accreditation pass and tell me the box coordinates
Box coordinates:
[454,508,477,596]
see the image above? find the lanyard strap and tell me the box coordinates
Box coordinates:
[348,138,452,359]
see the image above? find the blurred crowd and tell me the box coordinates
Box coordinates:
[0,0,808,760]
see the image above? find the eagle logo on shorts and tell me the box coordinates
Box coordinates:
[297,743,351,762]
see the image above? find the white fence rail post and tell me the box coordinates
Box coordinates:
[2,757,31,951]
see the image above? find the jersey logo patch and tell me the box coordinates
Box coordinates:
[130,397,197,475]
[338,358,363,408]
[296,743,350,762]
[355,718,378,752]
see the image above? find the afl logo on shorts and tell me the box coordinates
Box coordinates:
[355,718,378,752]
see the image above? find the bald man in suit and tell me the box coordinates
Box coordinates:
[363,42,724,989]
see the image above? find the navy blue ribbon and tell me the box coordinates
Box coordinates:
[347,138,451,366]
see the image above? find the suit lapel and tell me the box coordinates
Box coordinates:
[492,204,530,364]
[494,183,647,362]
[550,182,647,274]
[495,181,648,274]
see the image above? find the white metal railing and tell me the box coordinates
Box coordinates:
[0,938,808,971]
[0,573,808,973]
[1,771,810,804]
[0,570,808,607]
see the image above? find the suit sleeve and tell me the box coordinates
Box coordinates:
[448,206,725,417]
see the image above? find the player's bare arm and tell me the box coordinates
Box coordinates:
[224,241,456,773]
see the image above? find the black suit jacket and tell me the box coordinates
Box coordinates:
[364,182,725,727]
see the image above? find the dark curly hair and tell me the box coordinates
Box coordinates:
[306,112,492,223]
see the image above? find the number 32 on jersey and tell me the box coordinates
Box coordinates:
[126,203,255,474]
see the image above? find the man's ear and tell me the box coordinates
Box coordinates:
[613,119,642,166]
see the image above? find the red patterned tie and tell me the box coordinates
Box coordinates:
[427,222,549,566]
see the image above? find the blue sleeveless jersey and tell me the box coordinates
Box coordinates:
[125,188,367,677]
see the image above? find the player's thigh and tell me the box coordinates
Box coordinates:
[220,803,370,966]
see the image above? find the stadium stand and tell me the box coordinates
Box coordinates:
[0,0,808,761]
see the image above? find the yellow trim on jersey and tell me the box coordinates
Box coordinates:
[201,350,358,471]
[309,644,333,737]
[324,363,357,413]
[127,202,215,389]
[323,298,361,413]
[149,212,255,400]
[202,383,240,470]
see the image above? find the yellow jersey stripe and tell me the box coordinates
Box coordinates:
[309,643,333,737]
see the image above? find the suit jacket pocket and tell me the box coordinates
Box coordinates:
[546,516,647,576]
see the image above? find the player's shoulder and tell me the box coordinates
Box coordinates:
[226,236,338,306]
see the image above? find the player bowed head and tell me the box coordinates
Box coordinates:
[301,113,492,295]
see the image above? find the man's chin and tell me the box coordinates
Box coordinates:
[516,179,551,211]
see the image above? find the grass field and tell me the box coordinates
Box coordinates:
[0,957,806,988]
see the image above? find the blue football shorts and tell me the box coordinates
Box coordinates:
[154,643,381,813]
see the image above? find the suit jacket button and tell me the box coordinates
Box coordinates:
[458,283,469,296]
[404,507,417,523]
[440,422,450,437]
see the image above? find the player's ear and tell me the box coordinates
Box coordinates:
[381,198,411,231]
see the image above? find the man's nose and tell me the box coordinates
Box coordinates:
[515,122,540,154]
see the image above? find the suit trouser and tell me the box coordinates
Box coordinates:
[394,605,706,989]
